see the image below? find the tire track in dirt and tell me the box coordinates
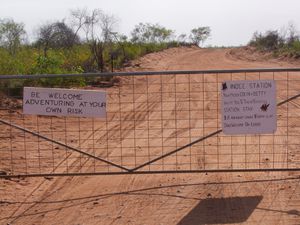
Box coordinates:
[3,46,300,225]
[5,49,192,223]
[2,75,173,224]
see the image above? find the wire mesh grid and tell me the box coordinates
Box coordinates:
[0,69,300,177]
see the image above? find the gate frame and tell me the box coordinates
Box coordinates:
[1,68,300,178]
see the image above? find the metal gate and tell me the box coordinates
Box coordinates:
[1,68,300,178]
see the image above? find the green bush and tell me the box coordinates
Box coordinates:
[0,41,183,89]
[110,41,180,69]
[290,40,300,57]
[249,30,284,51]
[26,53,85,87]
[249,29,300,58]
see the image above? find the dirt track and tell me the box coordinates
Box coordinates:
[1,47,300,225]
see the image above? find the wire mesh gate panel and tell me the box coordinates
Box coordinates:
[1,68,300,177]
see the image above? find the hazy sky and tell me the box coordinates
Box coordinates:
[1,0,300,46]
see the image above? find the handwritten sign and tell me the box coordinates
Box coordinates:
[23,87,106,118]
[221,80,276,135]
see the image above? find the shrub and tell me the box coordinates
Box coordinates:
[26,54,86,87]
[249,30,284,51]
[290,40,300,57]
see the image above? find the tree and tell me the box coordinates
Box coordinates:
[36,21,80,57]
[0,18,26,55]
[189,27,211,46]
[69,8,88,41]
[284,23,299,46]
[177,33,188,43]
[70,8,119,72]
[131,23,174,43]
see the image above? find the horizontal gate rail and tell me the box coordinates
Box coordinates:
[2,168,300,179]
[0,68,300,79]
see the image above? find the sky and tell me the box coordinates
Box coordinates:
[1,0,300,46]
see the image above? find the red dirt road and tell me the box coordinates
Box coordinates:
[1,47,300,225]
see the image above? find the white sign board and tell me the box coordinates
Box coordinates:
[23,87,106,118]
[221,80,276,135]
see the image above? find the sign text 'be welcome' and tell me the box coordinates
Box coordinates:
[23,87,106,118]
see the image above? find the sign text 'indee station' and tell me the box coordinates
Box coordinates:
[221,80,277,135]
[23,87,106,118]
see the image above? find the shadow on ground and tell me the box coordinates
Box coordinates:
[178,196,263,225]
[2,176,300,224]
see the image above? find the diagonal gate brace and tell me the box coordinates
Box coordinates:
[0,118,131,172]
[129,92,300,172]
